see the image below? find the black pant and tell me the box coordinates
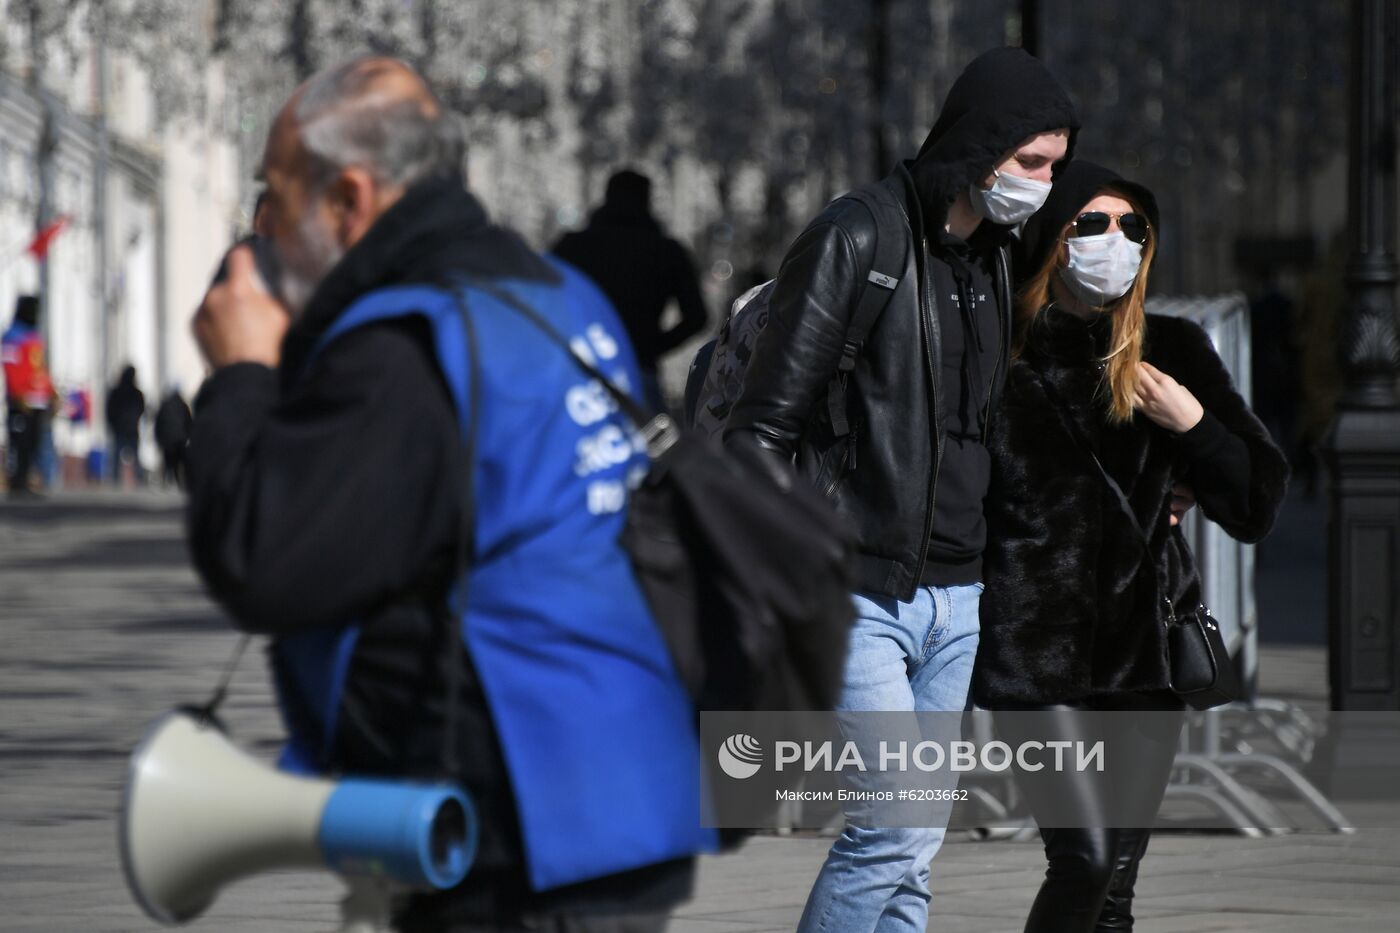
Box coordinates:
[6,408,43,494]
[994,695,1184,933]
[161,445,186,488]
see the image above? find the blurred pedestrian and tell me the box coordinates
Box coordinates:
[725,47,1079,933]
[553,169,707,410]
[187,56,712,932]
[977,162,1289,932]
[1297,234,1345,498]
[2,295,56,497]
[154,387,192,489]
[106,365,146,485]
[1250,274,1301,461]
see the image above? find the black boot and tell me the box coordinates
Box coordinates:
[1094,828,1152,931]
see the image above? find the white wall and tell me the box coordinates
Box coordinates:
[160,86,241,403]
[0,36,239,477]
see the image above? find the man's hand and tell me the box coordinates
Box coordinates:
[1134,361,1205,434]
[1169,482,1197,527]
[193,245,289,370]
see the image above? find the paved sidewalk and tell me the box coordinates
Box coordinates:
[1,491,1396,932]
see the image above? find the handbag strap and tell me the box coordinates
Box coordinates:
[1024,359,1175,617]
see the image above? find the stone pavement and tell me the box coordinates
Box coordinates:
[2,490,1398,932]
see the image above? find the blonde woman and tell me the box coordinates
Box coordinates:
[975,161,1289,932]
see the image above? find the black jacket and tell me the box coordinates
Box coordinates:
[974,310,1290,706]
[552,199,707,372]
[186,176,693,923]
[724,48,1079,600]
[107,375,145,440]
[154,393,192,451]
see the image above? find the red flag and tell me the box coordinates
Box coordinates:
[26,215,70,259]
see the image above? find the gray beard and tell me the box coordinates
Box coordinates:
[277,213,345,318]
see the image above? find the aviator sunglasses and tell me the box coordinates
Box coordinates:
[1068,211,1151,244]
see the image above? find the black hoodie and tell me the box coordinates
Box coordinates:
[909,47,1081,584]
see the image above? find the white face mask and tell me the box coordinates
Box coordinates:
[1058,231,1144,306]
[968,168,1052,225]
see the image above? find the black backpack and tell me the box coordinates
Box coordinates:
[472,280,857,714]
[685,184,910,437]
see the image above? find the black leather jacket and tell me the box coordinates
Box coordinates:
[725,163,1012,601]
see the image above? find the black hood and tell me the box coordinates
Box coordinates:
[908,47,1080,236]
[280,173,556,385]
[588,169,659,230]
[1014,160,1160,288]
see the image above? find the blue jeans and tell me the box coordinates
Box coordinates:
[797,584,983,933]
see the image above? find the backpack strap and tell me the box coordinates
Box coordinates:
[464,275,682,458]
[825,185,910,437]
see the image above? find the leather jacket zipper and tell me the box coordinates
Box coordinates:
[980,247,1009,446]
[915,232,940,589]
[887,167,941,596]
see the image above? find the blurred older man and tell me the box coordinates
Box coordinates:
[188,57,713,932]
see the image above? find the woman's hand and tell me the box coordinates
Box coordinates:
[1169,483,1196,527]
[1134,362,1204,433]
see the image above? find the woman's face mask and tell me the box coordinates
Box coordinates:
[968,169,1052,226]
[1058,231,1144,306]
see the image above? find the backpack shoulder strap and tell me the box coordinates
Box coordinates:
[464,275,678,456]
[825,184,911,437]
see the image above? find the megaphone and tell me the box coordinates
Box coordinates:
[119,708,475,924]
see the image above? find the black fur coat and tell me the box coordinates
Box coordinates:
[974,308,1289,706]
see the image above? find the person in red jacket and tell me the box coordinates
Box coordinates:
[2,296,56,497]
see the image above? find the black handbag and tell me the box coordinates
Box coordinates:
[1029,366,1242,710]
[1164,601,1241,708]
[473,279,858,714]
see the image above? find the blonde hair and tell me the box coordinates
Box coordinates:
[1013,184,1157,423]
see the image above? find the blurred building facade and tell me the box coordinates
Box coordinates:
[0,0,1358,455]
[0,7,239,475]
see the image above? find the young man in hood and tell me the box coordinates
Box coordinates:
[725,47,1078,932]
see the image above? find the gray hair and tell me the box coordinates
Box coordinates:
[294,56,465,191]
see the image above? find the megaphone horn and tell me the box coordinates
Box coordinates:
[119,708,475,924]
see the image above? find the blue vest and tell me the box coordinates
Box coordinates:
[274,259,717,890]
